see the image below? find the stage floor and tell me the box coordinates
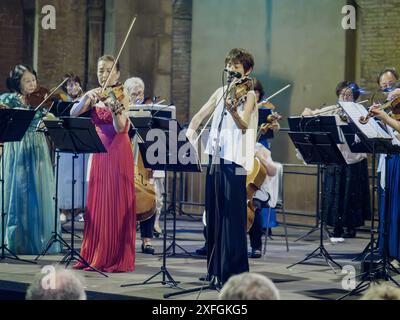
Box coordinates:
[0,216,396,300]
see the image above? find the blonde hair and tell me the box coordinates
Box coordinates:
[219,272,280,300]
[361,283,400,300]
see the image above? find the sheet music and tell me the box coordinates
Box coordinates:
[339,102,392,139]
[128,103,176,120]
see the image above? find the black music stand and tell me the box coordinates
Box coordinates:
[289,116,343,242]
[286,128,345,272]
[339,124,377,262]
[0,109,37,264]
[121,115,200,290]
[40,117,107,277]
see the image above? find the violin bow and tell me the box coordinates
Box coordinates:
[263,84,291,102]
[194,83,291,145]
[100,16,137,95]
[34,77,69,112]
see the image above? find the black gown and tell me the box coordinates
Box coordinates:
[321,158,370,231]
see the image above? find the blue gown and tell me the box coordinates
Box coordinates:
[0,93,60,255]
[378,154,400,260]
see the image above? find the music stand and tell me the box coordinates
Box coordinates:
[0,109,37,264]
[286,128,345,272]
[289,116,344,242]
[134,116,200,257]
[41,117,107,277]
[336,102,400,298]
[338,124,378,262]
[121,115,200,290]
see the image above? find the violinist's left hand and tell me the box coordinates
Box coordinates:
[369,103,389,121]
[271,121,281,132]
[226,97,238,115]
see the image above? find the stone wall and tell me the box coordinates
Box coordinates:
[356,0,400,91]
[0,1,24,92]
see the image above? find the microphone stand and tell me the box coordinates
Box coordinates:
[164,73,234,298]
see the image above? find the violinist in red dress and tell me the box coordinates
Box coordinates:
[70,55,136,272]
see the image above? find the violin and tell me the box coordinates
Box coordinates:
[100,83,125,101]
[258,100,276,110]
[256,112,282,141]
[228,76,254,108]
[359,96,400,124]
[99,83,126,115]
[26,86,52,109]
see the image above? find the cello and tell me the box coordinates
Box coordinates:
[134,149,157,222]
[246,110,281,231]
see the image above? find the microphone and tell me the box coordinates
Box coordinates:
[224,68,242,78]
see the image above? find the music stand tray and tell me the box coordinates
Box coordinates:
[42,117,107,277]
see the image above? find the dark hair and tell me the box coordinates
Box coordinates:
[224,48,254,73]
[98,55,120,72]
[62,73,82,92]
[336,81,360,101]
[377,68,399,85]
[253,78,265,102]
[6,65,37,93]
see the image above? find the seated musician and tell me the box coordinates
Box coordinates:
[249,144,278,258]
[254,79,280,237]
[124,77,164,254]
[301,81,371,240]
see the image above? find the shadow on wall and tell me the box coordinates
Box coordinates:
[253,73,293,163]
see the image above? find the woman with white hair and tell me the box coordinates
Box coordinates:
[124,77,164,254]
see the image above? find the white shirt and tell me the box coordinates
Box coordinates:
[205,86,258,172]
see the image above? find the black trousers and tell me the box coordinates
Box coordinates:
[248,199,264,251]
[140,213,155,238]
[205,158,249,284]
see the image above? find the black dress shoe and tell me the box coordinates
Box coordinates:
[199,274,211,281]
[153,230,161,238]
[249,249,262,259]
[141,244,155,255]
[333,225,344,238]
[195,246,207,256]
[342,228,356,238]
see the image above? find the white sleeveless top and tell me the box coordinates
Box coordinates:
[205,86,258,172]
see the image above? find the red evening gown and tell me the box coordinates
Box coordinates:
[74,105,136,272]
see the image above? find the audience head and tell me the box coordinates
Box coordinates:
[26,266,86,300]
[361,283,400,300]
[219,272,280,300]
